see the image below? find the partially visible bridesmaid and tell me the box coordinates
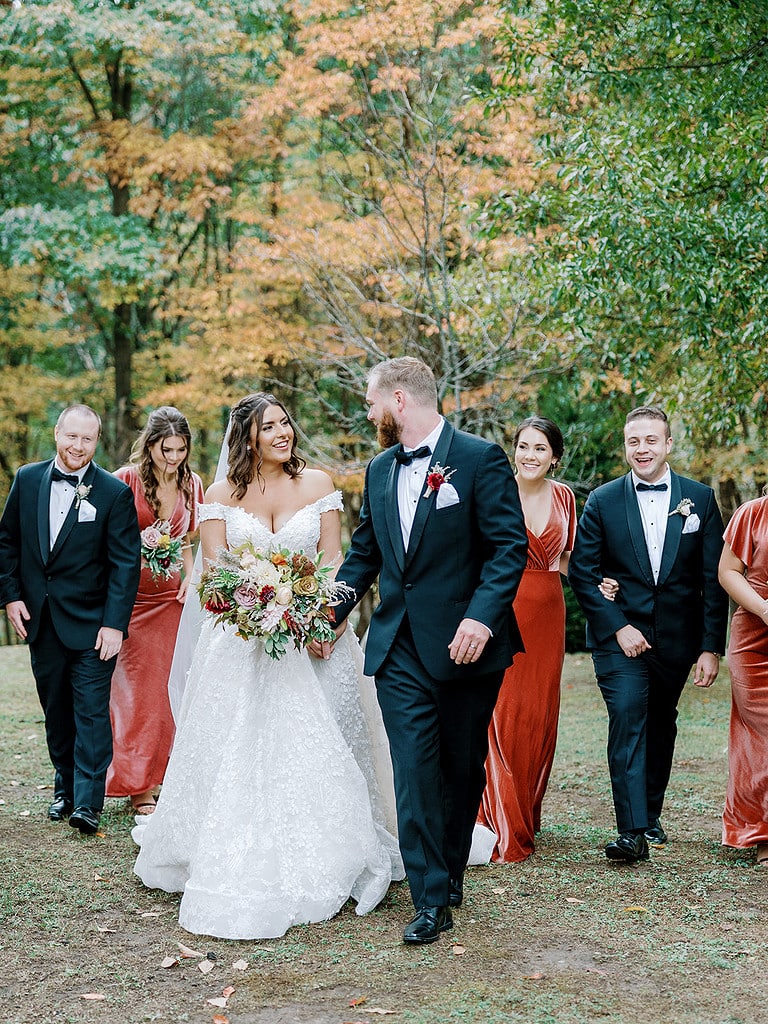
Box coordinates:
[476,416,576,862]
[718,493,768,865]
[106,408,205,814]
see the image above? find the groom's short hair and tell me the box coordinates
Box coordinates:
[369,357,438,407]
[56,404,103,437]
[625,405,669,439]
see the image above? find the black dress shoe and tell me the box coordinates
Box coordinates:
[69,807,100,835]
[448,876,463,907]
[644,818,668,845]
[48,796,73,821]
[605,832,649,863]
[403,906,453,945]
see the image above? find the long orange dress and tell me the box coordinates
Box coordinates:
[721,497,768,849]
[477,479,577,862]
[106,466,204,798]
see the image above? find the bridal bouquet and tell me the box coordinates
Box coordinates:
[140,520,183,580]
[198,542,353,660]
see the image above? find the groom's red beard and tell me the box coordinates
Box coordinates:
[377,411,402,450]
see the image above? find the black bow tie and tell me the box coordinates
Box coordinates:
[636,482,668,492]
[51,467,80,486]
[395,445,431,465]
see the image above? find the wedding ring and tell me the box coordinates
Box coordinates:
[469,643,477,649]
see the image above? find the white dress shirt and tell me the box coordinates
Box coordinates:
[632,465,671,582]
[49,461,90,549]
[397,418,445,549]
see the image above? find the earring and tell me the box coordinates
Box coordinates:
[246,445,252,454]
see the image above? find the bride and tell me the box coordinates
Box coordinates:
[132,392,404,939]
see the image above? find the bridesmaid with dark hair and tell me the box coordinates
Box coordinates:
[106,407,204,814]
[476,416,577,862]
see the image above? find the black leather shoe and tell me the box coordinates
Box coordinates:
[644,818,668,845]
[403,906,453,945]
[605,832,649,863]
[448,876,463,907]
[48,796,73,821]
[69,807,100,835]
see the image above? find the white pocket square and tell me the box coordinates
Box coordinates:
[78,499,97,523]
[682,513,700,534]
[436,483,460,509]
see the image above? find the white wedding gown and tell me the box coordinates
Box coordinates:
[133,492,404,939]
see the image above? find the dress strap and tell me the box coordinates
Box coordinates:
[198,502,228,524]
[315,490,344,515]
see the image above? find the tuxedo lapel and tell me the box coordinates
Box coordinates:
[405,421,454,566]
[623,473,655,586]
[384,454,406,573]
[658,472,683,586]
[37,462,54,564]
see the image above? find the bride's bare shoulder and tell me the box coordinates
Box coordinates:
[297,468,336,501]
[204,478,235,504]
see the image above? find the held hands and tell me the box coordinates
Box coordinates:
[598,577,619,601]
[5,600,30,640]
[307,619,348,661]
[616,624,651,659]
[449,618,491,665]
[693,651,720,688]
[95,626,123,661]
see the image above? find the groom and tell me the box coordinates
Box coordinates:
[335,358,528,944]
[0,405,140,834]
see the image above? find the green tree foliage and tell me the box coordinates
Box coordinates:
[487,0,768,502]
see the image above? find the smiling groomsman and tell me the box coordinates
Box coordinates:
[0,406,140,834]
[333,358,528,943]
[569,406,728,862]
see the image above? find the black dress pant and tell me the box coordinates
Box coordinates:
[29,603,116,812]
[375,617,503,907]
[592,648,691,832]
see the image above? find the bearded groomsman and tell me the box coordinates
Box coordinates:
[333,358,528,944]
[569,406,728,862]
[0,406,140,834]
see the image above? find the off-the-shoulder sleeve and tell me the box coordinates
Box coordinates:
[198,502,228,524]
[724,499,764,567]
[316,490,344,515]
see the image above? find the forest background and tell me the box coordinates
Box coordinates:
[1,0,767,647]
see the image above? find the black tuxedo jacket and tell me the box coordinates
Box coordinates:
[336,422,528,680]
[0,459,141,647]
[568,470,728,665]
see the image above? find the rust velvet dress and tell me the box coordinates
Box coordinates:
[477,479,577,862]
[721,497,768,849]
[106,466,204,798]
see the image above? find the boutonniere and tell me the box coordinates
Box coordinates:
[669,498,694,518]
[423,462,456,499]
[74,483,92,509]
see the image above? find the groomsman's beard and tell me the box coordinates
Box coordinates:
[377,411,402,450]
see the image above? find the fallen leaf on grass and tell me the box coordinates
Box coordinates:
[97,927,117,934]
[140,912,160,918]
[451,944,466,956]
[349,997,367,1007]
[565,897,585,904]
[36,784,53,790]
[94,873,110,883]
[623,905,648,913]
[198,959,215,975]
[522,972,545,980]
[212,1016,229,1024]
[161,957,181,969]
[232,959,248,971]
[359,1010,395,1016]
[95,831,106,838]
[80,993,106,1000]
[490,887,507,895]
[20,810,31,817]
[206,986,235,1008]
[178,942,204,958]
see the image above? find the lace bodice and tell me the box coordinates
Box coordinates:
[198,490,343,555]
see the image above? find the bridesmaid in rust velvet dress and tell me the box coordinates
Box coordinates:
[718,494,768,865]
[476,417,576,863]
[106,408,204,814]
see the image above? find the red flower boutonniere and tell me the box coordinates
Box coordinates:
[423,462,456,499]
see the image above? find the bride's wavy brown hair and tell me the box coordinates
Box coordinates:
[227,393,305,499]
[129,407,194,516]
